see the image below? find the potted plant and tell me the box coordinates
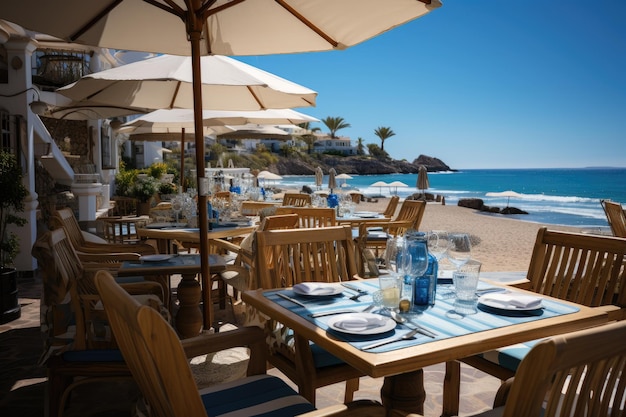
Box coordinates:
[130,175,159,215]
[0,150,28,323]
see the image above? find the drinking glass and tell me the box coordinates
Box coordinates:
[171,195,183,224]
[383,237,412,277]
[448,233,472,270]
[427,230,450,262]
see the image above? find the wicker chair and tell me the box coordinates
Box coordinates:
[254,225,364,405]
[94,270,387,417]
[443,227,626,416]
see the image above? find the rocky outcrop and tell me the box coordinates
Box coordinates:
[458,198,528,215]
[269,153,452,176]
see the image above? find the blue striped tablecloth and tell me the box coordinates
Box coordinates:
[263,279,579,353]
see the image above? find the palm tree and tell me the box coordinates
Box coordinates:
[297,122,321,154]
[322,116,350,139]
[374,126,395,151]
[356,137,365,155]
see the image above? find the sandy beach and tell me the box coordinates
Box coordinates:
[354,197,583,273]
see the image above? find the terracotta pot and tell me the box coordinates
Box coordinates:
[137,202,151,216]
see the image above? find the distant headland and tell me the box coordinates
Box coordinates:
[265,154,453,176]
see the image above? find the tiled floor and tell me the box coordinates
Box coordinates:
[0,276,500,417]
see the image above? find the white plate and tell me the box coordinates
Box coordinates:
[327,313,395,335]
[478,295,543,311]
[354,211,379,218]
[292,284,343,297]
[140,254,174,262]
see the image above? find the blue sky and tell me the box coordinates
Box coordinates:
[238,1,626,170]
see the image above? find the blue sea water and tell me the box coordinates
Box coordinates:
[275,168,626,229]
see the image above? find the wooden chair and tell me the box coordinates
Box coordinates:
[282,192,312,207]
[275,206,337,228]
[443,227,626,416]
[602,199,626,238]
[95,215,150,244]
[416,321,626,417]
[110,196,139,216]
[254,225,364,405]
[51,208,157,255]
[356,200,427,276]
[213,214,300,307]
[93,270,387,417]
[32,228,164,417]
[382,195,400,218]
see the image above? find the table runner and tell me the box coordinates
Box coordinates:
[263,279,579,353]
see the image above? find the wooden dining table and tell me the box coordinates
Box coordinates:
[118,253,228,338]
[242,278,608,416]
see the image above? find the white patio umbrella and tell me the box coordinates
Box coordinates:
[1,0,441,331]
[370,181,390,196]
[485,190,523,207]
[57,54,317,112]
[417,165,430,196]
[314,166,324,190]
[389,181,409,195]
[217,124,291,139]
[328,168,337,192]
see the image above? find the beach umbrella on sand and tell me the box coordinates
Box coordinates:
[315,166,324,190]
[417,165,430,196]
[486,190,523,207]
[370,181,390,196]
[2,0,440,331]
[335,173,353,187]
[389,181,409,196]
[328,168,338,192]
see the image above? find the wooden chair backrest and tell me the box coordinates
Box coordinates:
[94,271,208,417]
[32,228,87,349]
[50,208,87,248]
[388,199,426,236]
[282,193,312,207]
[213,190,231,201]
[275,206,337,228]
[255,225,358,289]
[602,199,626,238]
[499,320,626,417]
[239,201,278,216]
[382,195,400,217]
[259,213,300,231]
[526,227,626,314]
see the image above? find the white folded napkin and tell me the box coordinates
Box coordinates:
[334,316,388,331]
[480,292,543,309]
[293,282,336,295]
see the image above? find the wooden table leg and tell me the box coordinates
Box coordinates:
[175,272,203,338]
[381,369,425,416]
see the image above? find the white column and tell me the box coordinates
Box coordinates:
[71,183,103,221]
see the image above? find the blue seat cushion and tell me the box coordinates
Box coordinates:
[479,339,543,372]
[62,349,124,363]
[200,374,315,416]
[310,342,345,368]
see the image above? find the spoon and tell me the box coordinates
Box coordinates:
[361,328,420,350]
[388,310,437,338]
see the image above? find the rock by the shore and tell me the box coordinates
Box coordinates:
[458,198,528,215]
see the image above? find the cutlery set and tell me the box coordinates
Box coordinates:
[277,284,438,350]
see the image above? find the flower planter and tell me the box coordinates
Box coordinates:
[0,267,21,323]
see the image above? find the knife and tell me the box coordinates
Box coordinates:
[276,292,306,308]
[341,283,368,294]
[310,309,356,318]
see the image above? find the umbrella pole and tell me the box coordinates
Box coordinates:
[180,128,186,191]
[189,13,211,333]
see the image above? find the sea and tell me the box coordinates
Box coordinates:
[272,168,626,230]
